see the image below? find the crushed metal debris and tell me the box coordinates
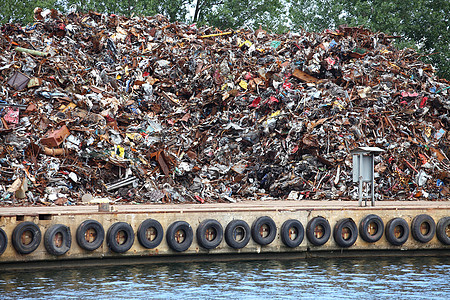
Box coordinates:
[0,9,449,206]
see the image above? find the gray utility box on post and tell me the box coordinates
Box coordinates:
[351,147,384,206]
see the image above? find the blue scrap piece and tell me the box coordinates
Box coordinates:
[434,128,446,140]
[329,39,337,49]
[270,41,282,49]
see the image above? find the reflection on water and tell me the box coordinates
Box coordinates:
[0,257,449,299]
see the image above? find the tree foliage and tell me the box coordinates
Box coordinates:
[0,0,59,23]
[0,0,188,23]
[290,0,450,78]
[63,0,188,21]
[192,0,285,32]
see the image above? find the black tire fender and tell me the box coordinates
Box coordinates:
[137,219,164,249]
[166,221,193,252]
[359,214,384,243]
[12,221,41,255]
[436,217,450,245]
[106,222,135,253]
[196,219,223,249]
[44,224,71,256]
[306,216,331,246]
[385,218,409,246]
[76,220,105,251]
[280,219,304,248]
[0,228,7,256]
[333,218,358,248]
[411,214,435,243]
[251,216,277,246]
[225,219,251,249]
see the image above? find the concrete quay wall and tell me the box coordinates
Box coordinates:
[0,201,448,269]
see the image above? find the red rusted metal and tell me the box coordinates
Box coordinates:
[40,125,70,147]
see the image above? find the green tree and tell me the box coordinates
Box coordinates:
[290,0,450,79]
[289,0,346,32]
[1,0,285,33]
[65,0,187,21]
[0,0,59,23]
[0,0,188,23]
[193,0,286,32]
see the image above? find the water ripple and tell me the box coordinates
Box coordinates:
[0,257,449,299]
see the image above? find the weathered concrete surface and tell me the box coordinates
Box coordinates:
[1,200,449,215]
[0,201,449,269]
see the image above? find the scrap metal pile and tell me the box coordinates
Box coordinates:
[1,9,449,206]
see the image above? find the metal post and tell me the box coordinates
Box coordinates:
[371,155,375,206]
[359,153,363,207]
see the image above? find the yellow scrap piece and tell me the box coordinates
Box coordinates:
[200,31,233,38]
[112,145,125,158]
[239,80,248,90]
[59,102,77,112]
[269,110,281,119]
[388,62,400,69]
[264,110,282,126]
[64,103,76,112]
[425,127,432,138]
[126,133,143,142]
[239,40,253,48]
[333,101,345,110]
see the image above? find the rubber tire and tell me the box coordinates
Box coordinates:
[44,224,71,256]
[436,217,450,245]
[251,216,277,246]
[76,220,105,251]
[411,214,436,243]
[107,222,135,253]
[166,221,193,252]
[137,219,164,249]
[225,219,251,249]
[385,218,409,246]
[196,219,223,249]
[359,214,384,243]
[0,228,7,256]
[12,221,41,255]
[306,216,331,246]
[280,219,304,248]
[334,218,358,248]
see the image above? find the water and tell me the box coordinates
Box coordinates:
[0,257,449,299]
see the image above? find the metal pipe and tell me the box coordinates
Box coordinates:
[106,177,138,191]
[15,47,49,57]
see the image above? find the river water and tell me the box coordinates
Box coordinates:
[0,256,449,299]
